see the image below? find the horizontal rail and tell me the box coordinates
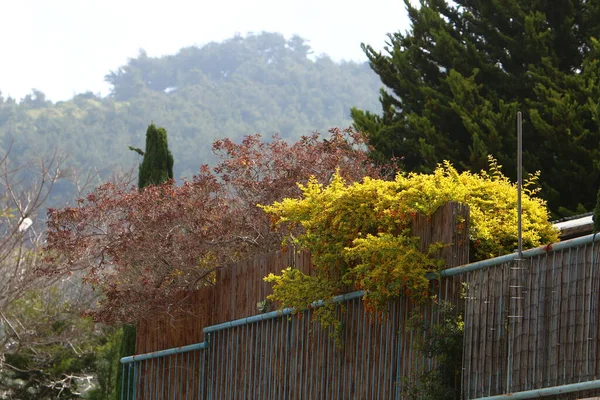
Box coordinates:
[473,379,600,399]
[203,290,365,333]
[440,233,598,277]
[120,341,208,364]
[120,291,365,365]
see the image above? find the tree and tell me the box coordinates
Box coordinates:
[1,32,382,192]
[1,287,105,399]
[212,129,395,252]
[136,123,174,189]
[0,152,113,398]
[352,0,600,215]
[42,129,388,323]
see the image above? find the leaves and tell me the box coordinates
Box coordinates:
[263,158,558,322]
[42,129,385,323]
[354,0,600,215]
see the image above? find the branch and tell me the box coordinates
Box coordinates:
[3,362,41,374]
[128,146,145,156]
[190,266,223,289]
[47,373,94,396]
[0,309,22,341]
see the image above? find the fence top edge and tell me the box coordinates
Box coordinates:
[472,378,600,399]
[440,232,599,278]
[120,341,208,364]
[202,290,365,334]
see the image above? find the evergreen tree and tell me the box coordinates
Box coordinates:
[137,123,174,188]
[352,0,600,215]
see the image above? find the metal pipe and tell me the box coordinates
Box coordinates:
[120,341,208,364]
[508,112,523,391]
[438,233,599,277]
[517,111,523,259]
[473,378,600,399]
[203,290,365,333]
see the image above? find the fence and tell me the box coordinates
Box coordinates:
[123,202,470,399]
[124,290,463,399]
[124,203,600,399]
[135,250,314,354]
[454,234,600,399]
[121,342,208,399]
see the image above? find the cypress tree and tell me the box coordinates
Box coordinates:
[137,123,174,189]
[352,0,600,215]
[116,123,174,399]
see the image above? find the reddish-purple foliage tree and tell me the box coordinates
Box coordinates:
[42,128,394,323]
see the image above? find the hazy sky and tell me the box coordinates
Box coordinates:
[1,0,411,102]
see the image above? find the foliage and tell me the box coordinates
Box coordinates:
[85,328,121,400]
[264,268,343,341]
[403,300,463,400]
[1,288,112,399]
[262,159,558,314]
[137,123,174,189]
[352,0,600,215]
[43,172,232,323]
[42,129,386,323]
[0,32,382,205]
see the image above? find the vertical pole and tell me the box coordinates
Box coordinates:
[132,362,138,400]
[508,111,524,393]
[121,363,126,400]
[517,111,523,259]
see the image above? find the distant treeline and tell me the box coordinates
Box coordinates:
[0,32,382,206]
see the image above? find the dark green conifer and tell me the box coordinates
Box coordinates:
[137,123,174,189]
[353,0,600,215]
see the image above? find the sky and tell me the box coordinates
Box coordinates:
[0,0,411,102]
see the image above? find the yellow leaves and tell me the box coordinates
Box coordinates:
[262,158,558,328]
[170,269,183,277]
[344,233,445,309]
[264,267,337,305]
[264,267,344,345]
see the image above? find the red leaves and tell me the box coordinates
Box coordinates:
[43,129,390,323]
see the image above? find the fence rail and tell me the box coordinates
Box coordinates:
[121,343,209,399]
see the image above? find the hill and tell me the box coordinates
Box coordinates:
[0,32,382,190]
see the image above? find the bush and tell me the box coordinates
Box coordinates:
[262,157,558,314]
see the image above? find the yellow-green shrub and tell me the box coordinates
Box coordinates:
[262,158,558,315]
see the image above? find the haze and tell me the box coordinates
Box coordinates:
[1,0,410,102]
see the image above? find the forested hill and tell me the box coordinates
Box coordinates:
[0,32,382,186]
